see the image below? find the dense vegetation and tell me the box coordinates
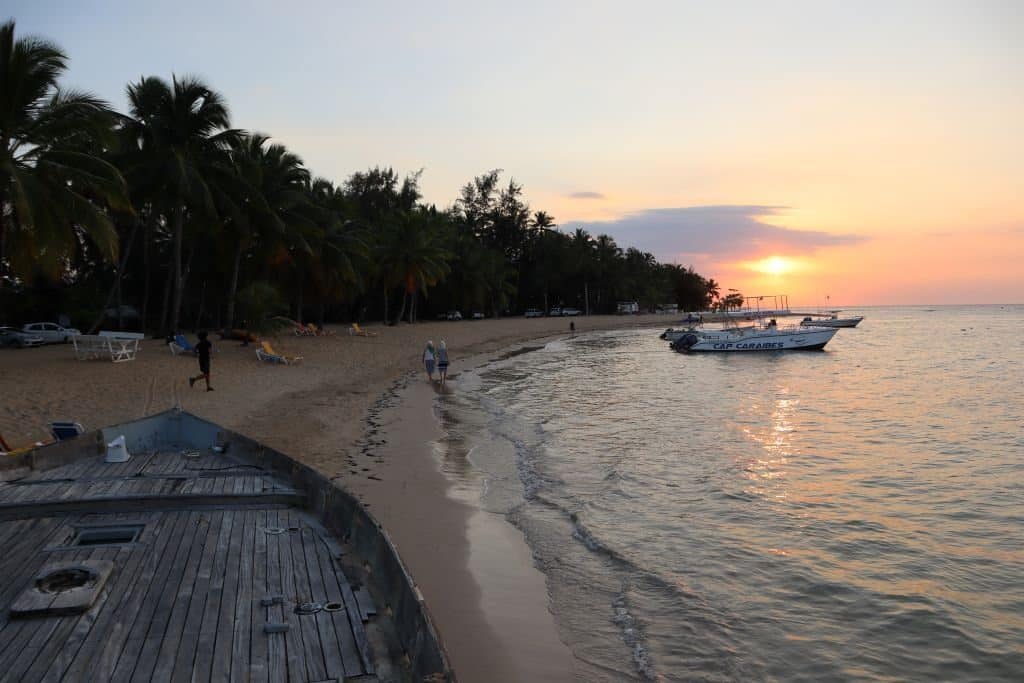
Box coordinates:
[0,21,721,333]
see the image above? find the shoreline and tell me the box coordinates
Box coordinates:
[0,315,667,680]
[345,337,595,681]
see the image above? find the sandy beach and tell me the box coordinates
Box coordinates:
[0,314,664,680]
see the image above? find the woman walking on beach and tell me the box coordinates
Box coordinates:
[423,341,436,382]
[437,340,450,388]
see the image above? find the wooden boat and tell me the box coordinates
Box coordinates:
[0,409,452,682]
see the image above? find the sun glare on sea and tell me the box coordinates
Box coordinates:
[752,256,796,276]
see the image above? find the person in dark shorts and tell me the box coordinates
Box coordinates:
[189,331,213,391]
[437,340,450,388]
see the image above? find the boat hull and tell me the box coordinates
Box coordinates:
[800,316,863,328]
[677,327,838,352]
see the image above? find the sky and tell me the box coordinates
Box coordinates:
[8,0,1023,305]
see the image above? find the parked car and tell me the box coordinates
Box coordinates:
[0,326,45,348]
[445,310,463,321]
[562,308,582,316]
[548,307,562,317]
[22,322,81,343]
[470,311,485,320]
[524,308,543,318]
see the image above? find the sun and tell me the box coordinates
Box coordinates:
[753,256,795,276]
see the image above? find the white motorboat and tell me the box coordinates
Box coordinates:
[799,314,863,328]
[670,321,837,352]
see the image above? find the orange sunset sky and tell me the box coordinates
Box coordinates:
[11,0,1022,305]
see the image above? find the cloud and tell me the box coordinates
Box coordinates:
[567,205,867,263]
[567,191,605,199]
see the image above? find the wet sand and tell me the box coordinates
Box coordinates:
[0,314,665,680]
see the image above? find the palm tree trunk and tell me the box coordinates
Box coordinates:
[169,201,185,333]
[159,264,172,334]
[225,242,243,329]
[195,279,206,329]
[88,219,140,334]
[140,215,152,335]
[394,290,408,325]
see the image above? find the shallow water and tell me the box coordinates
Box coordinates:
[441,305,1024,681]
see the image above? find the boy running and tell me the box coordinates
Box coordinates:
[188,331,214,391]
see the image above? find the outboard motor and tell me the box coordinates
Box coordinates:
[671,333,699,352]
[660,328,673,340]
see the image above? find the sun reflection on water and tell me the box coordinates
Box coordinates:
[741,396,800,502]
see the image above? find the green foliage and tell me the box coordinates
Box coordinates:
[0,20,130,281]
[236,281,288,336]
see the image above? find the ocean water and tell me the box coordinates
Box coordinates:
[440,305,1024,682]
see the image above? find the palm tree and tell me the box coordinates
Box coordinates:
[305,178,367,324]
[124,74,237,333]
[377,209,451,324]
[221,133,315,328]
[0,20,130,284]
[530,210,555,230]
[704,278,721,309]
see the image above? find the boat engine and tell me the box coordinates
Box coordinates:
[670,333,699,352]
[659,328,673,340]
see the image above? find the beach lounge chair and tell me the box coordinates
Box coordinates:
[50,421,85,441]
[169,334,195,355]
[256,340,303,365]
[348,322,377,337]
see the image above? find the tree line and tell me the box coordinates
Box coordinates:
[0,20,722,334]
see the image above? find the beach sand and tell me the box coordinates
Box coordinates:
[0,314,664,680]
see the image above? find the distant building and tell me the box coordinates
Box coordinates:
[617,301,639,314]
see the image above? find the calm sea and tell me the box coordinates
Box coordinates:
[439,305,1024,682]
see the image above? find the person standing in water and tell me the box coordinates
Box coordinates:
[423,341,436,382]
[188,331,213,391]
[437,340,450,388]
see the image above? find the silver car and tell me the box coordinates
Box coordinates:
[21,322,82,344]
[0,327,45,348]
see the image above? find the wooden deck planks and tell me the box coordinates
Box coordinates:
[296,520,348,680]
[0,546,97,680]
[266,509,288,683]
[249,508,270,683]
[20,546,126,681]
[228,508,257,683]
[206,508,245,682]
[57,511,173,681]
[139,510,217,683]
[276,510,312,683]
[165,509,229,683]
[186,508,235,683]
[309,529,366,678]
[108,510,200,683]
[0,440,399,683]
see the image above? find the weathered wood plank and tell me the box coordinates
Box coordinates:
[228,509,256,683]
[296,517,346,681]
[277,510,312,683]
[266,509,288,683]
[167,509,228,683]
[309,529,364,678]
[249,508,270,683]
[0,490,304,521]
[0,547,93,678]
[59,512,171,681]
[336,552,376,676]
[21,547,125,680]
[191,508,236,682]
[144,510,217,682]
[108,510,199,683]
